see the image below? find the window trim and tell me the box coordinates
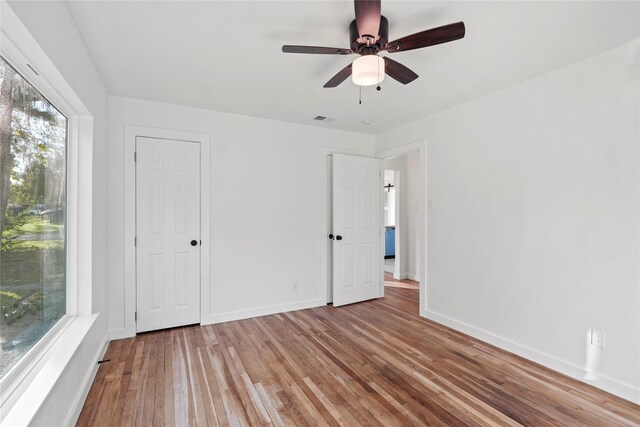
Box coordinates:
[0,2,95,417]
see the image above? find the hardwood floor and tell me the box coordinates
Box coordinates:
[78,288,640,426]
[384,272,419,289]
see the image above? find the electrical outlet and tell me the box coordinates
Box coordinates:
[292,281,298,291]
[591,329,605,348]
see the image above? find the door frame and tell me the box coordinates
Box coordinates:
[377,140,428,317]
[121,125,210,338]
[393,170,401,280]
[321,141,426,315]
[383,169,402,280]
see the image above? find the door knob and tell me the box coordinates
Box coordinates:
[190,240,198,246]
[336,235,342,241]
[329,234,335,240]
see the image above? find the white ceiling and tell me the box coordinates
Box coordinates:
[65,1,639,135]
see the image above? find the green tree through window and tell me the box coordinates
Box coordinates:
[0,56,67,377]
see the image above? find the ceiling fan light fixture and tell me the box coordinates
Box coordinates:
[352,55,385,86]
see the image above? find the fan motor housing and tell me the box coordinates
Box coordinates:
[350,16,389,54]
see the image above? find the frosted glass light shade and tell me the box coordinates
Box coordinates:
[352,55,385,86]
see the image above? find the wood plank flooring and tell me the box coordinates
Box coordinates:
[78,286,640,426]
[384,272,419,289]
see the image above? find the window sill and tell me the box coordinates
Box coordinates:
[0,314,99,426]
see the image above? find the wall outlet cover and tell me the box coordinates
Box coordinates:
[591,329,605,348]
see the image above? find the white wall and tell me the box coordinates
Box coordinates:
[377,40,640,403]
[383,152,420,280]
[6,0,110,423]
[108,96,375,337]
[406,151,420,281]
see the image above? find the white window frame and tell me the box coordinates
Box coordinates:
[0,3,94,417]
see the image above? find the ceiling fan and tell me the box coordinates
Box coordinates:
[282,0,465,88]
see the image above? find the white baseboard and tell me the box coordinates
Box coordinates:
[424,310,640,404]
[108,299,327,339]
[395,273,419,281]
[109,326,136,341]
[65,336,109,426]
[394,273,409,280]
[203,298,325,325]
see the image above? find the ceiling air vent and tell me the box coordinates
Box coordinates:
[314,116,327,121]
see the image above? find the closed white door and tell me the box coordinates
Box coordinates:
[136,137,201,332]
[332,154,381,307]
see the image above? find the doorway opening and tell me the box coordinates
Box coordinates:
[382,152,421,292]
[323,141,426,317]
[383,169,398,277]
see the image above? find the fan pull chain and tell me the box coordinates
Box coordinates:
[359,85,362,105]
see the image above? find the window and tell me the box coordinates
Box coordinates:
[0,56,67,378]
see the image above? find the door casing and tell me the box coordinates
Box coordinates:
[118,125,210,340]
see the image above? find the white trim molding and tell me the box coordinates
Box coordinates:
[425,310,640,404]
[0,315,102,426]
[64,335,109,426]
[119,125,211,339]
[206,298,325,325]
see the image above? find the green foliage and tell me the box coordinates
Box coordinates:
[1,217,64,252]
[0,245,64,286]
[19,218,63,234]
[12,160,46,206]
[12,239,63,251]
[0,211,29,251]
[0,290,21,301]
[0,290,44,325]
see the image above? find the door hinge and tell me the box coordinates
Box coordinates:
[134,152,137,162]
[134,311,137,321]
[134,236,137,246]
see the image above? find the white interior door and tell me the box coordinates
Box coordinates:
[332,154,381,307]
[136,137,201,332]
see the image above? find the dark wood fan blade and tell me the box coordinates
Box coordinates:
[354,0,381,39]
[282,45,353,55]
[386,22,465,53]
[383,57,418,84]
[324,64,353,88]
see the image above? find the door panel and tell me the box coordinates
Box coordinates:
[136,137,201,332]
[332,154,381,307]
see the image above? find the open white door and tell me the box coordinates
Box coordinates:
[136,137,201,332]
[332,154,381,307]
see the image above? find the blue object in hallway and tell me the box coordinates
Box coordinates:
[385,226,395,257]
